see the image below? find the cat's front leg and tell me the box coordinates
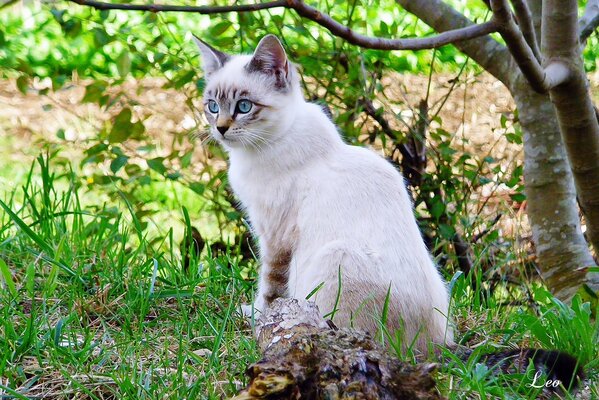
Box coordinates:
[253,246,292,313]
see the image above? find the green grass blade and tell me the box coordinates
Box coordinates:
[0,384,30,400]
[0,258,17,297]
[0,198,54,256]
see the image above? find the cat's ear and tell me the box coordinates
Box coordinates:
[191,34,229,79]
[246,34,290,89]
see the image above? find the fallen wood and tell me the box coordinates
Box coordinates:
[232,298,444,399]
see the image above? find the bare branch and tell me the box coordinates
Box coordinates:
[396,0,512,88]
[66,0,288,13]
[579,0,599,43]
[67,0,499,51]
[489,0,547,92]
[509,0,541,61]
[287,0,498,50]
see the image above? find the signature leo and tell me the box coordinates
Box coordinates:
[528,370,562,389]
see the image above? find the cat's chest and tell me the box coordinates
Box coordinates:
[228,163,297,231]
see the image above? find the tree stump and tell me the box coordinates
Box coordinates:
[232,298,444,399]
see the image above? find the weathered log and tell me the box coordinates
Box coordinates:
[232,298,443,399]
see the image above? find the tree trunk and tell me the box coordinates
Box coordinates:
[542,0,599,287]
[395,0,598,298]
[232,299,443,399]
[512,76,594,299]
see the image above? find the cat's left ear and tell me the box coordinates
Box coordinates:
[246,34,290,89]
[191,34,230,79]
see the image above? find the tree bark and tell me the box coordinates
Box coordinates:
[396,0,598,299]
[542,0,599,279]
[512,77,594,299]
[232,298,443,399]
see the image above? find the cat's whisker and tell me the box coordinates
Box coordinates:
[245,133,269,151]
[245,130,272,151]
[197,131,216,147]
[190,128,212,143]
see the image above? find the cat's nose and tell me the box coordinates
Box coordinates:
[217,126,229,135]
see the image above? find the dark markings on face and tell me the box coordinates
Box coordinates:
[245,107,262,122]
[245,61,290,92]
[204,84,269,126]
[264,249,292,304]
[206,85,251,104]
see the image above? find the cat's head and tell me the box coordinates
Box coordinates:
[193,34,302,151]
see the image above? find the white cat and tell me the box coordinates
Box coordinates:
[193,34,453,353]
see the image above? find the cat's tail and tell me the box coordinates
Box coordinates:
[452,346,585,393]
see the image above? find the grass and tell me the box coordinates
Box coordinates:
[0,153,259,399]
[0,155,597,399]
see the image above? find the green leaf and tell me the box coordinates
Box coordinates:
[62,19,82,38]
[130,120,145,139]
[82,81,107,104]
[429,198,445,219]
[209,21,232,36]
[116,51,131,77]
[16,75,29,94]
[51,75,67,91]
[147,158,167,175]
[166,172,181,180]
[438,223,456,239]
[505,132,522,144]
[50,9,66,23]
[510,193,526,203]
[0,258,17,297]
[109,108,133,143]
[195,78,206,92]
[110,155,129,174]
[84,143,108,156]
[379,21,388,36]
[92,27,112,47]
[189,182,205,195]
[181,151,193,168]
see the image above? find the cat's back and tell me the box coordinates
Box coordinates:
[299,142,416,240]
[322,142,410,203]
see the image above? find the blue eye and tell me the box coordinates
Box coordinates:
[236,99,253,114]
[207,100,219,113]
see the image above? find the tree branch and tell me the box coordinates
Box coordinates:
[67,0,499,51]
[579,0,599,43]
[66,0,288,13]
[509,0,541,61]
[396,0,512,88]
[489,0,547,93]
[286,0,498,50]
[486,0,583,92]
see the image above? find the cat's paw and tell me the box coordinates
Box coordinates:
[239,299,266,320]
[239,303,255,318]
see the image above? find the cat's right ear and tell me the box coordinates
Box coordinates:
[191,35,229,79]
[246,34,290,90]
